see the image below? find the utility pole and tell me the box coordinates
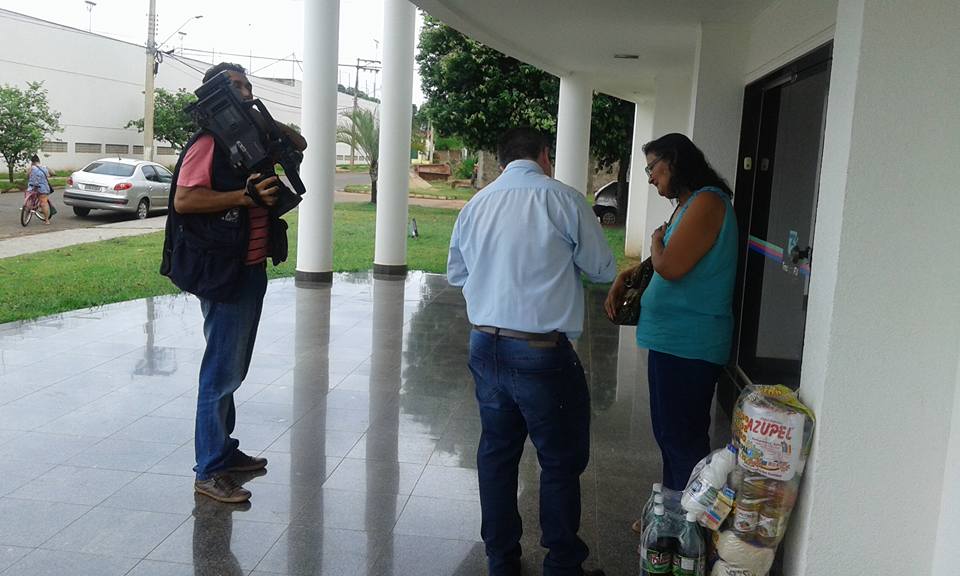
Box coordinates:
[85,1,96,32]
[143,0,157,162]
[351,57,359,165]
[347,57,381,165]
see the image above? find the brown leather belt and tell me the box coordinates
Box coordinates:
[474,325,563,342]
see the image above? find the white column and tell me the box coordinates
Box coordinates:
[783,0,960,574]
[554,74,592,194]
[295,0,340,286]
[640,70,694,243]
[624,99,654,258]
[373,0,416,278]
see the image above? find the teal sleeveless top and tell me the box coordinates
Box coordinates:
[635,187,737,365]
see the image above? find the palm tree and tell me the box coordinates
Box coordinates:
[336,108,380,203]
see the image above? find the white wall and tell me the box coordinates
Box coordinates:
[745,0,837,83]
[0,10,375,173]
[933,346,960,575]
[784,0,960,574]
[688,22,748,188]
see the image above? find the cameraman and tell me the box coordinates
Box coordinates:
[161,62,299,503]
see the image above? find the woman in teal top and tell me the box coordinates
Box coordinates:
[605,133,737,506]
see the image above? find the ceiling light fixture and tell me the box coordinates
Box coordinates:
[614,54,639,60]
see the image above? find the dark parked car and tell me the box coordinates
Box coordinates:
[593,180,625,225]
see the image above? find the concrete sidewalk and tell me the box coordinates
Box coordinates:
[0,192,467,259]
[0,216,167,259]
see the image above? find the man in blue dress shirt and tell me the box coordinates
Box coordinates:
[448,127,615,576]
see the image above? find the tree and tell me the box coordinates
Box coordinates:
[417,16,635,219]
[0,82,61,183]
[336,107,380,203]
[126,88,198,150]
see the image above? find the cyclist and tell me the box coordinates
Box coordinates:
[26,154,52,224]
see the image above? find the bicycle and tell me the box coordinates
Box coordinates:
[20,190,48,227]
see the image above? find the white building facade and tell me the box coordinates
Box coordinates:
[294,1,960,574]
[0,9,375,172]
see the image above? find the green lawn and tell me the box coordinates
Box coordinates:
[0,203,630,324]
[336,163,371,173]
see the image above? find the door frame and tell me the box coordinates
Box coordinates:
[718,42,834,415]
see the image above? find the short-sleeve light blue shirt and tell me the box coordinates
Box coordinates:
[447,159,616,339]
[28,165,50,194]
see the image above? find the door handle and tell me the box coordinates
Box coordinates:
[790,245,811,265]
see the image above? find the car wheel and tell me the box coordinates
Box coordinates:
[600,210,618,225]
[136,198,150,220]
[72,207,91,217]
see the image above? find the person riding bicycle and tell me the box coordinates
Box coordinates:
[26,154,52,224]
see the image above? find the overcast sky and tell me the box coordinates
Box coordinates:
[0,0,423,102]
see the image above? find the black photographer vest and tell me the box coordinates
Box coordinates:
[160,131,288,301]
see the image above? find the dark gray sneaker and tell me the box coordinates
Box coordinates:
[194,473,251,503]
[223,450,268,473]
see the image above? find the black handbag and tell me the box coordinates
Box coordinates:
[611,257,655,326]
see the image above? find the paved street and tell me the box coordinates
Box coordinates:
[0,172,372,241]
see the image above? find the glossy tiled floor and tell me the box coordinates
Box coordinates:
[0,273,729,576]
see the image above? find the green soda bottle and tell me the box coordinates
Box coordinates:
[640,504,674,575]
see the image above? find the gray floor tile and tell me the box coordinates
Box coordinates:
[0,459,56,497]
[321,458,424,496]
[125,559,196,576]
[111,416,195,445]
[248,452,342,486]
[412,465,480,501]
[3,548,138,576]
[369,534,487,576]
[100,473,197,515]
[65,438,180,473]
[0,432,100,465]
[393,496,482,542]
[0,545,32,573]
[289,488,406,532]
[255,527,383,576]
[346,432,438,465]
[147,512,285,570]
[0,498,90,547]
[7,465,139,506]
[146,443,196,477]
[44,507,188,558]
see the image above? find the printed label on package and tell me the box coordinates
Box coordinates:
[734,403,805,481]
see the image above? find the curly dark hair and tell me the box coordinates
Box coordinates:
[642,133,732,197]
[202,62,247,83]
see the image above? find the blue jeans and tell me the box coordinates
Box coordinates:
[194,264,267,480]
[647,350,723,490]
[468,330,591,576]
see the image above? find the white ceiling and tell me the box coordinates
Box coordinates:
[411,0,773,100]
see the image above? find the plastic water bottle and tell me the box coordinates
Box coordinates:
[636,483,663,537]
[640,504,674,575]
[673,510,706,575]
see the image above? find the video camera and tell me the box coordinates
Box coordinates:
[186,71,305,215]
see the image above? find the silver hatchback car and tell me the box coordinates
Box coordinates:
[63,158,173,219]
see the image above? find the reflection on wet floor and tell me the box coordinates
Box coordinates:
[0,272,728,575]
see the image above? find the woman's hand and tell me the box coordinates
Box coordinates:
[651,223,667,252]
[604,267,635,320]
